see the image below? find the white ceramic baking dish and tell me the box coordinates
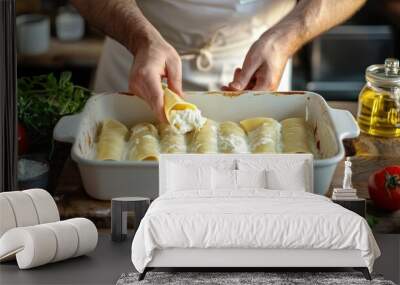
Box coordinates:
[54,91,359,200]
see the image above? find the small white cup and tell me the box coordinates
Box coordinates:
[16,14,50,55]
[56,9,85,41]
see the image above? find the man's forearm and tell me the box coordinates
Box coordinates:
[266,0,366,55]
[71,0,158,54]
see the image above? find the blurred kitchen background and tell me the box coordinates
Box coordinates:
[10,0,400,193]
[16,0,400,99]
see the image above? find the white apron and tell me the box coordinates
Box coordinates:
[94,0,296,92]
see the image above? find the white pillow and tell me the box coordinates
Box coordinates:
[212,168,237,190]
[236,169,267,189]
[266,163,307,191]
[237,159,310,192]
[167,163,212,191]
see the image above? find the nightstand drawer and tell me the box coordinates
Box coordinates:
[332,199,366,218]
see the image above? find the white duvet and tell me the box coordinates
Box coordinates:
[131,190,380,273]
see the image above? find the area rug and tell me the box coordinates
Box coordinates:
[116,271,395,285]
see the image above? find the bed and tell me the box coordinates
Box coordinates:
[131,154,380,280]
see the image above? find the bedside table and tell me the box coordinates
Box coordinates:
[332,198,366,218]
[111,197,150,242]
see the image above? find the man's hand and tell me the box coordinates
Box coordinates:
[227,32,290,91]
[70,0,183,121]
[129,33,182,122]
[225,0,366,92]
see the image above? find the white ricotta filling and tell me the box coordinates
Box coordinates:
[248,122,282,152]
[218,134,248,153]
[131,125,151,136]
[170,109,207,134]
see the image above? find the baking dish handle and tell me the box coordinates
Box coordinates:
[53,114,81,143]
[330,108,360,140]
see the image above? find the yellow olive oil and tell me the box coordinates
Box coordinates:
[357,58,400,138]
[357,86,400,137]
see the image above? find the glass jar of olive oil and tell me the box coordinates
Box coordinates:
[357,58,400,137]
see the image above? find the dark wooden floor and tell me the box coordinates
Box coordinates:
[0,234,134,285]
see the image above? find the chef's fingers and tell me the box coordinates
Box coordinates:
[229,50,261,90]
[222,78,256,91]
[252,64,282,91]
[166,56,183,97]
[142,73,167,122]
[244,76,256,90]
[252,66,271,91]
[221,85,232,91]
[233,68,241,82]
[224,76,256,91]
[221,69,240,91]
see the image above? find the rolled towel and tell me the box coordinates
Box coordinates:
[42,221,79,262]
[0,189,60,239]
[0,225,57,268]
[65,218,98,257]
[0,191,39,227]
[0,218,98,269]
[0,196,17,238]
[23,189,60,224]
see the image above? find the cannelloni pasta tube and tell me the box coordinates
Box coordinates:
[240,117,281,153]
[190,119,218,154]
[128,123,160,161]
[281,117,312,153]
[95,115,316,161]
[164,87,206,134]
[158,123,186,154]
[96,119,128,160]
[218,121,248,153]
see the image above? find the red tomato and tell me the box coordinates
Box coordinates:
[368,166,400,211]
[18,122,28,155]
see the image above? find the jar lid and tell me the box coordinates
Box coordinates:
[366,58,400,87]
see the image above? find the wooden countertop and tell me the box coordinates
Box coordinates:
[18,38,104,68]
[53,101,400,233]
